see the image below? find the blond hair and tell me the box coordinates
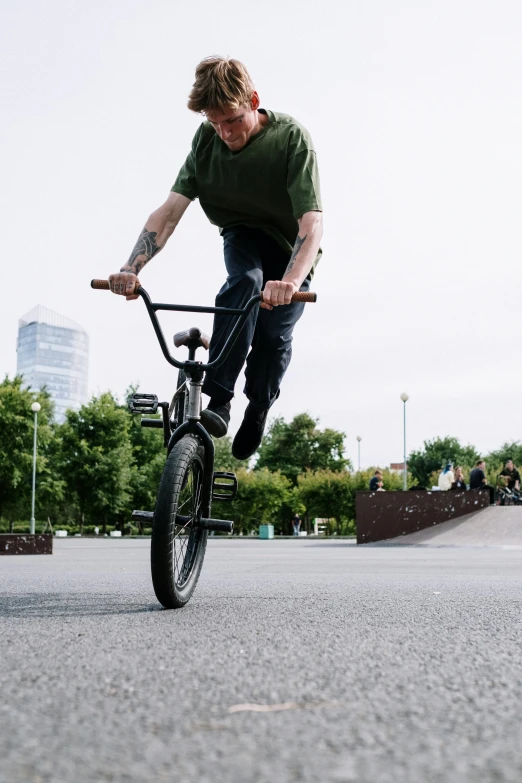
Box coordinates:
[187,56,255,114]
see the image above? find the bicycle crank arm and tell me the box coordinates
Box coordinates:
[176,515,234,534]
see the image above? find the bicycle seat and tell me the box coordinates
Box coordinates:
[174,326,210,350]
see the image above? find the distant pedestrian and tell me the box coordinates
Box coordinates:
[451,466,467,491]
[438,462,454,491]
[498,459,521,491]
[292,513,302,536]
[369,470,383,492]
[469,460,495,505]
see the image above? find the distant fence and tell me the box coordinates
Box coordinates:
[0,534,53,555]
[356,490,490,545]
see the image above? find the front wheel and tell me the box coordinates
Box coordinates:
[151,435,208,608]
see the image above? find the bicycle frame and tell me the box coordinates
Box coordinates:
[136,285,265,521]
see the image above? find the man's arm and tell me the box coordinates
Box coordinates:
[109,191,191,299]
[262,211,323,308]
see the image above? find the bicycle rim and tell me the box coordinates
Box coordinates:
[173,453,203,587]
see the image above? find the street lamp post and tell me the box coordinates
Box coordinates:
[356,436,362,472]
[400,393,409,491]
[30,401,41,535]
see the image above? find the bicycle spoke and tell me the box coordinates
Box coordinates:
[172,458,203,587]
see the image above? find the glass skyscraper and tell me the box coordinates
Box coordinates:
[17,306,89,423]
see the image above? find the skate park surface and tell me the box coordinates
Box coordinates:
[2,506,522,782]
[369,505,522,548]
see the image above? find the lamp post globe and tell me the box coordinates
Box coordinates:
[400,393,409,403]
[30,402,41,533]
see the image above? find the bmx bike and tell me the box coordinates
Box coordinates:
[91,278,316,609]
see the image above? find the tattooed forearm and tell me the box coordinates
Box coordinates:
[284,234,307,276]
[120,228,162,275]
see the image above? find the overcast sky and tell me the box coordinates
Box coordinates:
[2,0,521,469]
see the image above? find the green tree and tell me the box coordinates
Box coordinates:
[408,436,480,488]
[34,426,67,527]
[213,435,249,472]
[485,442,522,470]
[296,470,354,535]
[59,393,134,534]
[124,415,164,519]
[0,375,56,528]
[213,467,291,535]
[256,413,349,485]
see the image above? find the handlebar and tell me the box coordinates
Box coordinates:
[90,279,316,303]
[90,279,317,371]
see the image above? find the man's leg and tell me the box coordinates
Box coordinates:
[201,228,264,434]
[243,281,309,410]
[232,236,310,459]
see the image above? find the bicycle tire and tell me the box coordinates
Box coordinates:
[172,369,187,429]
[151,435,208,608]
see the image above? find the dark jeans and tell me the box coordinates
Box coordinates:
[202,226,310,410]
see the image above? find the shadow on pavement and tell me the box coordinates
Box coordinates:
[0,592,162,618]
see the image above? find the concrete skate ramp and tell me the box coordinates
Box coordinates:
[372,506,522,547]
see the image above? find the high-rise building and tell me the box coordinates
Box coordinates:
[17,305,89,423]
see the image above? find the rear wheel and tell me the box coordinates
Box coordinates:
[151,435,208,608]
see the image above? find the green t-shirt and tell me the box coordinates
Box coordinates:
[171,109,322,267]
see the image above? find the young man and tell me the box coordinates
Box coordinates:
[108,57,323,460]
[469,460,495,505]
[498,459,521,492]
[369,470,383,492]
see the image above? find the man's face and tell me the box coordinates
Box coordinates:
[479,462,486,470]
[206,97,260,151]
[506,460,514,471]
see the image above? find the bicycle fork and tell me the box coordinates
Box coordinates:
[133,373,237,534]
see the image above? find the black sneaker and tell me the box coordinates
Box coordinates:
[232,404,269,460]
[200,401,231,438]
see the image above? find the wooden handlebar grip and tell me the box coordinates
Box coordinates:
[91,279,110,290]
[291,291,317,303]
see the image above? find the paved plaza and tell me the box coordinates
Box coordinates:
[1,538,522,782]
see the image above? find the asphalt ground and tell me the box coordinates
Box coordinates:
[1,538,522,783]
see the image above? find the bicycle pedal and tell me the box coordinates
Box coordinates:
[212,472,238,501]
[128,393,159,414]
